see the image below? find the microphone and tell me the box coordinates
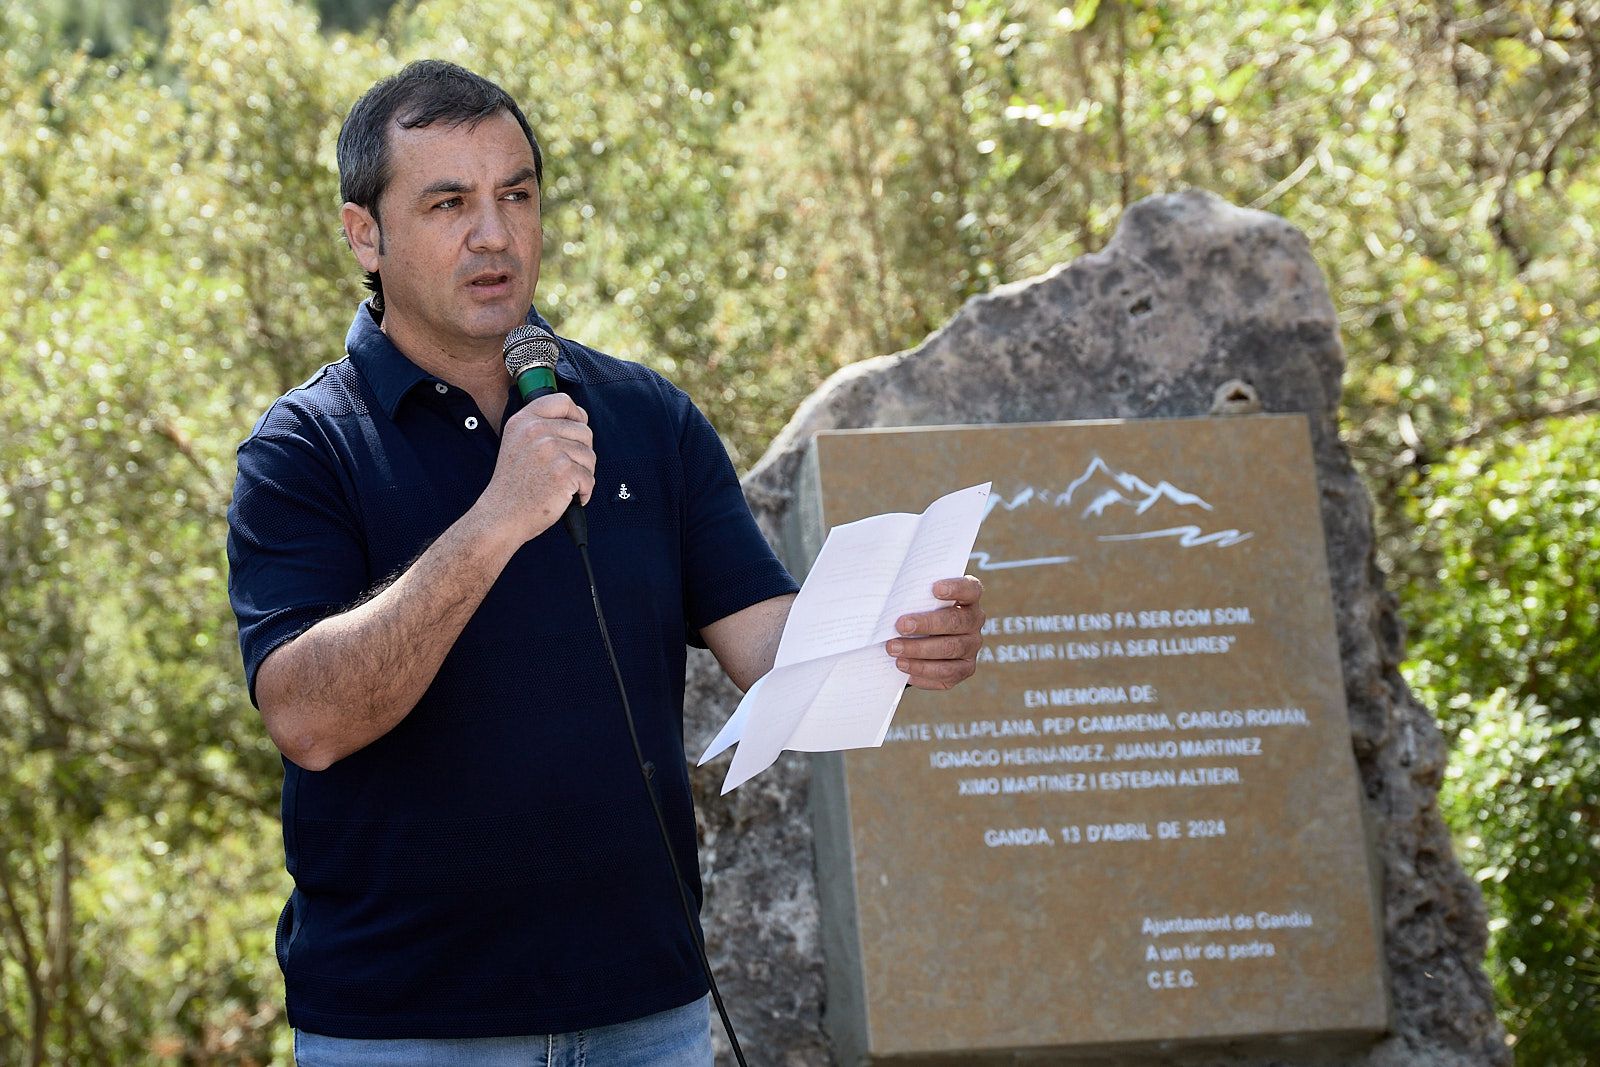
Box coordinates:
[504,324,588,547]
[504,332,749,1067]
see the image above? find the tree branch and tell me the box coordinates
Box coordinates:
[0,848,48,1067]
[1450,386,1600,451]
[1248,134,1327,210]
[1383,387,1600,473]
[0,650,273,816]
[1112,0,1130,212]
[46,832,72,1059]
[149,416,228,506]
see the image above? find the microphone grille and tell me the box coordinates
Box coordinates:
[504,324,560,377]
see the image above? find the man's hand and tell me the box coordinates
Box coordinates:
[254,395,595,771]
[477,393,596,545]
[888,576,985,691]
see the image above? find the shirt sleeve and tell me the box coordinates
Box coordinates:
[674,394,799,646]
[226,420,368,707]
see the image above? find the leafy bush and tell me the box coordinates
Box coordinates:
[1404,418,1600,1065]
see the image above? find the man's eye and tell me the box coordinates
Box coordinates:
[503,190,530,202]
[433,197,461,210]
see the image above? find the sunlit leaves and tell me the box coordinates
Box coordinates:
[1404,418,1600,1064]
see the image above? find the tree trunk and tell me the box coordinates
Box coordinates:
[0,848,49,1067]
[47,832,73,1062]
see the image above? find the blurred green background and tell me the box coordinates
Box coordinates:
[0,0,1595,1063]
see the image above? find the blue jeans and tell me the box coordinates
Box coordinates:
[293,994,713,1066]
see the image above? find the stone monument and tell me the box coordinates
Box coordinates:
[685,190,1507,1066]
[806,415,1387,1063]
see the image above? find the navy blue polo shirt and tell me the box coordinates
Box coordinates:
[226,302,796,1039]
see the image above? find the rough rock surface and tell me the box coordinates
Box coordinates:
[686,189,1507,1066]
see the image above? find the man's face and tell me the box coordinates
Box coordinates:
[349,109,541,355]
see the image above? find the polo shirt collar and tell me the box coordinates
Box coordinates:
[345,301,580,419]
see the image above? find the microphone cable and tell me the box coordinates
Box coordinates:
[505,323,748,1063]
[571,514,751,1067]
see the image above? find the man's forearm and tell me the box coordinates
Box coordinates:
[255,501,520,771]
[700,593,796,693]
[701,578,987,696]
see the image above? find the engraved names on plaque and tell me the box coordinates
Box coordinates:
[804,415,1387,1064]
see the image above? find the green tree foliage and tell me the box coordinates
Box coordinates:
[0,0,1593,1061]
[1404,417,1600,1065]
[26,0,172,56]
[1,4,303,1060]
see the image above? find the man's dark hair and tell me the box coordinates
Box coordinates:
[336,60,543,313]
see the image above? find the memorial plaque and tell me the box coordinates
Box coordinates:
[805,415,1387,1064]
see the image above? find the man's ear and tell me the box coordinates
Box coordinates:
[341,202,381,273]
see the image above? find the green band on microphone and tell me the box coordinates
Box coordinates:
[514,365,558,400]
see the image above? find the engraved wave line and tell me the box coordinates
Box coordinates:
[968,551,1077,572]
[1095,526,1254,548]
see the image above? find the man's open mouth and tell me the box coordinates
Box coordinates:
[469,272,511,287]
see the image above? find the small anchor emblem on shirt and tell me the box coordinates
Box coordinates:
[617,483,631,500]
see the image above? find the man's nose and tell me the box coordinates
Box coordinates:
[467,202,512,252]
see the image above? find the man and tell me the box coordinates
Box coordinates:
[227,60,984,1064]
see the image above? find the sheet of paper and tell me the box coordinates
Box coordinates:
[699,482,990,793]
[771,511,919,666]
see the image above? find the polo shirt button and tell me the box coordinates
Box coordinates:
[434,382,448,394]
[464,416,479,430]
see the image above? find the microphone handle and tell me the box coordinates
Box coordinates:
[518,379,589,548]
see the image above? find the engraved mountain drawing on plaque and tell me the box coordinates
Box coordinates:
[974,455,1252,571]
[1061,455,1212,518]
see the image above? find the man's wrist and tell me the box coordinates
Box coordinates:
[460,499,525,570]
